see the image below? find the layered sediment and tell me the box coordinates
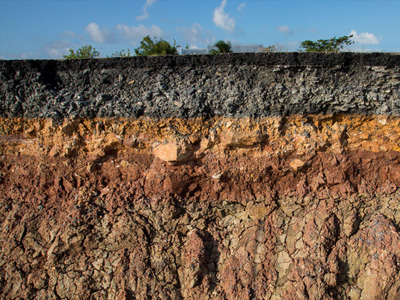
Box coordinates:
[1,53,400,299]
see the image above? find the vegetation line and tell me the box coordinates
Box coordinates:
[63,35,355,59]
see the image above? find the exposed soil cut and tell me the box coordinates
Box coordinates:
[1,53,400,299]
[1,116,400,299]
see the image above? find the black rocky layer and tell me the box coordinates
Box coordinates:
[1,53,400,119]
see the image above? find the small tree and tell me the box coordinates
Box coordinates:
[63,45,100,59]
[210,40,232,54]
[134,36,179,56]
[109,49,132,58]
[299,35,354,52]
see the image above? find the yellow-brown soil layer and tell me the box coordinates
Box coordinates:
[1,115,400,158]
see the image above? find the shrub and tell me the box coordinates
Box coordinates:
[109,49,132,58]
[209,40,232,54]
[299,35,354,52]
[134,36,179,56]
[63,45,100,59]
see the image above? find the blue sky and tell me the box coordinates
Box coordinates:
[0,0,399,59]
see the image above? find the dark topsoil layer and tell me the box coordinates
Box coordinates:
[1,53,400,119]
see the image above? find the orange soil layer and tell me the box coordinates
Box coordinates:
[1,114,399,218]
[0,115,400,158]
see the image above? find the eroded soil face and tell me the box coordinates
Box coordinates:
[1,116,400,299]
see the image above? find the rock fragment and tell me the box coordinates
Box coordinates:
[153,142,194,164]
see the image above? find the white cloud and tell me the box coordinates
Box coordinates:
[2,39,77,59]
[18,51,42,59]
[0,51,42,60]
[19,53,30,59]
[85,22,116,43]
[137,0,156,20]
[213,0,236,33]
[350,29,379,44]
[47,48,69,58]
[277,26,320,35]
[61,30,85,42]
[284,41,301,51]
[44,40,76,58]
[117,24,163,45]
[277,25,293,34]
[62,30,77,39]
[237,3,246,11]
[178,23,215,48]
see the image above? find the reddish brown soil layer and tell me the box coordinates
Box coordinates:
[1,148,400,299]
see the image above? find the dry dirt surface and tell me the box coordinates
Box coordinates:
[1,116,400,299]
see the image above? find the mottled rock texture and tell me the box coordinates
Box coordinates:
[1,53,400,299]
[1,53,400,119]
